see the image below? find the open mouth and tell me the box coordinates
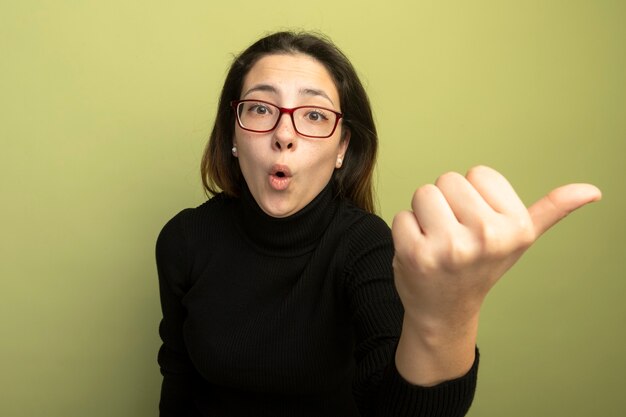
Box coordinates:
[270,164,292,178]
[269,165,292,191]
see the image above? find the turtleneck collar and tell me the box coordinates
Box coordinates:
[235,181,339,257]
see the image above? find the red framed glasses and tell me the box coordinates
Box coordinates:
[231,99,343,139]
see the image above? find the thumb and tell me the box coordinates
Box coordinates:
[528,183,602,238]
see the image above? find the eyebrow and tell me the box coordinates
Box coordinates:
[242,84,336,106]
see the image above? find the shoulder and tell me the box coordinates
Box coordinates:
[337,200,392,242]
[156,193,234,255]
[331,200,394,268]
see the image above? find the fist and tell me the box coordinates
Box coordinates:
[391,165,601,329]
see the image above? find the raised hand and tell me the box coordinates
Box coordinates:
[391,165,601,385]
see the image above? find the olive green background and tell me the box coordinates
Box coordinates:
[1,1,624,416]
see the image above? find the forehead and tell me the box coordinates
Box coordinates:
[241,53,339,105]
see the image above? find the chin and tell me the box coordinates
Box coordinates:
[259,200,296,219]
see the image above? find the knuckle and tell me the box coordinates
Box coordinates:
[473,221,509,257]
[511,214,536,248]
[474,215,536,255]
[442,237,477,270]
[435,171,463,188]
[395,245,437,274]
[518,224,536,248]
[477,222,500,246]
[465,165,497,187]
[466,164,492,179]
[412,183,439,205]
[391,210,411,229]
[417,183,439,196]
[416,251,438,273]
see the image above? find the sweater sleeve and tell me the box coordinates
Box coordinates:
[344,214,478,417]
[155,211,203,417]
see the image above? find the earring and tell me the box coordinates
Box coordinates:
[336,156,343,168]
[231,146,238,156]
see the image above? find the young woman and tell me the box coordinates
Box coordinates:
[156,31,600,416]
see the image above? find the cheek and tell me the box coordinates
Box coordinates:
[234,138,262,181]
[234,131,259,161]
[304,147,341,179]
[237,149,261,178]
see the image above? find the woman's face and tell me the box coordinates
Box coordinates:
[233,53,349,218]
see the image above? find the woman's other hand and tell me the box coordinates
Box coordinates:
[391,165,601,385]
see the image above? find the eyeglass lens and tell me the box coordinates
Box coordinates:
[237,101,338,138]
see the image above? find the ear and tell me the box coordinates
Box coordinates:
[336,130,350,168]
[339,129,350,155]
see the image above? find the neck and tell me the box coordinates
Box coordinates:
[237,182,338,257]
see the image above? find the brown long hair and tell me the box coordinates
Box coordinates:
[201,31,378,213]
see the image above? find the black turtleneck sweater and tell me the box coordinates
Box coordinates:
[156,184,478,416]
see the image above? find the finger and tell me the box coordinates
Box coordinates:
[391,210,426,256]
[465,165,527,216]
[410,184,460,236]
[435,171,494,227]
[528,183,602,237]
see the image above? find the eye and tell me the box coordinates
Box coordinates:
[305,109,329,122]
[247,103,273,115]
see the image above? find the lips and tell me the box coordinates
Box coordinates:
[270,164,292,177]
[269,164,292,191]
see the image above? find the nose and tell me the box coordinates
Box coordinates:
[272,114,297,151]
